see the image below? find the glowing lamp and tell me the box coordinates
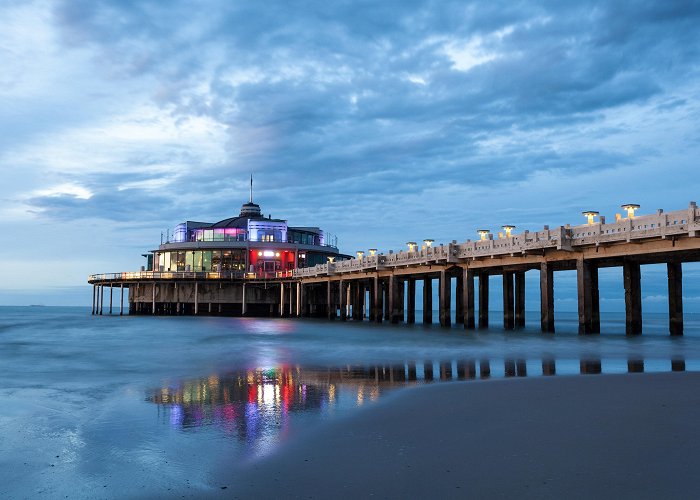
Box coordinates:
[582,211,599,225]
[356,251,364,259]
[501,225,515,237]
[368,248,377,256]
[275,252,280,257]
[477,229,490,241]
[621,204,640,219]
[327,256,335,263]
[406,241,417,252]
[423,239,434,248]
[257,251,262,256]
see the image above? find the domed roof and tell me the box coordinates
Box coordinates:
[210,216,250,228]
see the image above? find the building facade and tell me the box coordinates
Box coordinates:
[151,196,346,278]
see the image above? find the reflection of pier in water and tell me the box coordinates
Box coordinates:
[148,359,690,447]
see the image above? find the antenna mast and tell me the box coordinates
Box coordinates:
[249,174,253,203]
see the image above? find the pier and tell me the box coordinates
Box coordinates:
[89,202,700,335]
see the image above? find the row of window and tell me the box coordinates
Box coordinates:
[154,250,331,271]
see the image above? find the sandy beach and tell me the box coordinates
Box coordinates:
[219,372,700,499]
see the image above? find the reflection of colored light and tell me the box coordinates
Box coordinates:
[248,386,257,404]
[170,404,184,427]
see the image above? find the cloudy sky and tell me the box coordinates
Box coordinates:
[2,0,700,308]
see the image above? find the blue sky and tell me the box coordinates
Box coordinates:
[1,0,700,308]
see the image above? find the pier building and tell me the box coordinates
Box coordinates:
[89,201,700,335]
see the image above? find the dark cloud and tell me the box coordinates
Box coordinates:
[18,0,699,229]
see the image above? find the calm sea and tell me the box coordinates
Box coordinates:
[1,306,699,498]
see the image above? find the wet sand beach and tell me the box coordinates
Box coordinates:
[224,372,700,499]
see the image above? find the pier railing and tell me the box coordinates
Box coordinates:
[294,203,700,278]
[88,269,297,283]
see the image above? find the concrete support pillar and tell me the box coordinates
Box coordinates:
[515,270,525,328]
[280,281,284,317]
[423,361,434,381]
[289,283,295,316]
[455,272,464,325]
[576,259,599,335]
[352,282,361,320]
[99,285,104,315]
[422,278,432,324]
[463,268,475,329]
[296,282,301,317]
[374,277,383,323]
[360,282,366,320]
[540,262,554,333]
[542,359,556,376]
[478,273,489,329]
[339,280,347,321]
[107,285,112,315]
[407,278,416,324]
[623,260,642,335]
[388,275,400,324]
[368,279,376,322]
[301,283,309,317]
[92,285,96,315]
[120,284,124,316]
[151,283,156,315]
[439,270,451,328]
[591,266,600,334]
[503,271,514,330]
[194,282,199,315]
[396,278,404,322]
[668,261,683,336]
[242,283,247,316]
[327,280,334,320]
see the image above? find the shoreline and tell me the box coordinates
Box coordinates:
[218,372,700,499]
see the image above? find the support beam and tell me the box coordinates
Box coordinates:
[503,271,514,330]
[406,278,416,324]
[91,285,96,315]
[368,279,376,322]
[289,283,294,316]
[389,275,399,324]
[99,285,104,315]
[151,283,156,315]
[455,272,464,325]
[439,270,451,328]
[668,262,683,336]
[478,273,489,329]
[120,284,124,316]
[280,282,285,317]
[396,278,404,322]
[623,260,642,335]
[576,259,598,335]
[300,283,309,317]
[540,262,555,333]
[515,271,525,328]
[326,280,334,320]
[374,277,383,323]
[422,278,432,325]
[194,282,199,315]
[340,280,347,321]
[463,268,475,329]
[242,283,247,316]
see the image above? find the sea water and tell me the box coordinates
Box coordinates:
[1,306,699,498]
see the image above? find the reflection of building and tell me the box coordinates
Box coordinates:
[156,181,345,277]
[147,365,415,448]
